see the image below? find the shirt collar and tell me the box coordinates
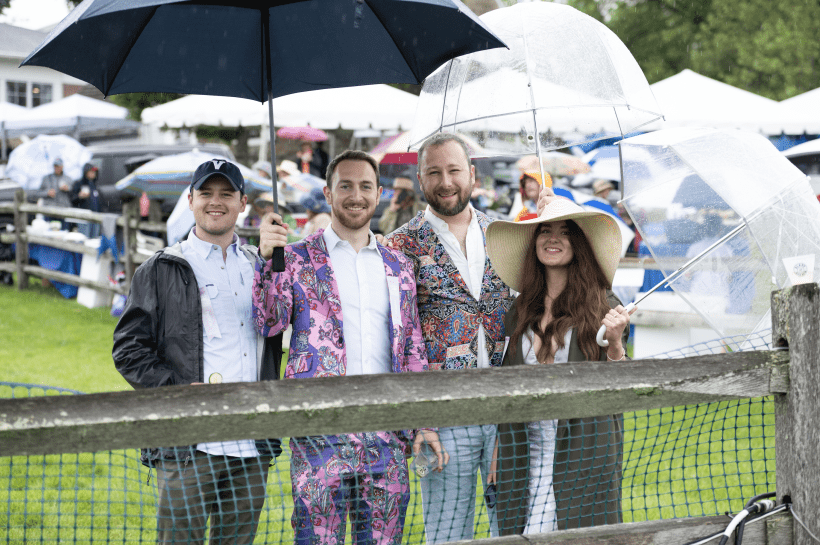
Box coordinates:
[188,227,239,259]
[322,224,380,253]
[424,204,477,233]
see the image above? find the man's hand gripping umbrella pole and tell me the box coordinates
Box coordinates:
[259,212,290,263]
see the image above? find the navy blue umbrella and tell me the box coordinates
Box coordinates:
[22,0,505,268]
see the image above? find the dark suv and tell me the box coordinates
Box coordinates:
[88,142,235,214]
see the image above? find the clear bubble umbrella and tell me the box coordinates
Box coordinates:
[409,1,663,171]
[616,127,820,348]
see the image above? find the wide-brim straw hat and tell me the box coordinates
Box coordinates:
[486,198,622,292]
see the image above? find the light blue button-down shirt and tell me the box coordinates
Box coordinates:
[181,228,258,457]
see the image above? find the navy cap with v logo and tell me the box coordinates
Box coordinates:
[192,159,245,194]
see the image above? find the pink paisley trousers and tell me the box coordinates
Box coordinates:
[253,231,429,545]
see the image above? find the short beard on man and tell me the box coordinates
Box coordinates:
[424,186,471,217]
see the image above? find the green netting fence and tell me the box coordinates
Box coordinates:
[1,330,775,544]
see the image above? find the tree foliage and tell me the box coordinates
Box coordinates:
[570,0,820,100]
[692,0,820,100]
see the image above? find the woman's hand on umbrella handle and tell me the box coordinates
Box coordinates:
[596,302,636,347]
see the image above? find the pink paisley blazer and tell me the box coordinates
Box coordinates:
[253,230,428,379]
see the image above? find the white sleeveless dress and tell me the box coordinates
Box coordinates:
[520,327,572,533]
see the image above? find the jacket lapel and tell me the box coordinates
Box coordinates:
[415,216,474,299]
[380,247,402,373]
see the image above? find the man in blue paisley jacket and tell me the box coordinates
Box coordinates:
[387,133,515,543]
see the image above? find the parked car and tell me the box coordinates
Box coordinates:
[87,142,235,214]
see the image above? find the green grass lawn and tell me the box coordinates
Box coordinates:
[0,282,129,393]
[0,282,775,543]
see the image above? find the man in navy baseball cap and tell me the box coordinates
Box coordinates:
[114,156,281,544]
[192,158,245,194]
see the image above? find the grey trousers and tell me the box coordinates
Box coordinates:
[419,425,499,544]
[154,451,271,545]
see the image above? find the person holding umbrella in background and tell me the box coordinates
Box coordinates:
[509,172,552,222]
[294,142,324,178]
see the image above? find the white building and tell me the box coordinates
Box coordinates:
[0,22,86,108]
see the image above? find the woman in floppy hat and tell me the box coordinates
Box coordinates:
[486,197,633,535]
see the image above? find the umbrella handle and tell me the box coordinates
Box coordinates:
[271,246,286,272]
[596,302,636,347]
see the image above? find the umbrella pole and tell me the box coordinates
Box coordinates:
[637,221,748,305]
[522,32,551,196]
[597,220,748,347]
[263,11,285,272]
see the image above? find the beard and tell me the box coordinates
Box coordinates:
[424,186,472,217]
[332,202,373,231]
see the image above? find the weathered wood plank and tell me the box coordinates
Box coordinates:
[23,234,98,255]
[20,264,127,295]
[121,200,134,290]
[773,285,820,545]
[13,188,28,290]
[0,350,787,457]
[768,516,794,545]
[18,203,108,223]
[466,512,791,545]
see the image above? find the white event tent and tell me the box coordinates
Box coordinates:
[3,94,141,140]
[771,87,820,135]
[141,84,418,131]
[0,102,26,123]
[647,69,785,134]
[1,102,27,159]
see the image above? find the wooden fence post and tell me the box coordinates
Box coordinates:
[13,188,28,290]
[772,284,820,545]
[122,200,135,290]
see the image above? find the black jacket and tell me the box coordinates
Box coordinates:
[70,164,101,212]
[113,242,282,465]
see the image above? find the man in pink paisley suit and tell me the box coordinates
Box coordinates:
[253,150,446,545]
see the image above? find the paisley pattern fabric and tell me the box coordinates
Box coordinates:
[387,210,515,370]
[253,230,428,380]
[291,433,410,545]
[252,230,428,544]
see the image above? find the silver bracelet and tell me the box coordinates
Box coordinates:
[607,350,626,361]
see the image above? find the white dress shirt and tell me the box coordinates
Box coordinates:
[424,205,490,368]
[323,226,392,375]
[181,228,258,457]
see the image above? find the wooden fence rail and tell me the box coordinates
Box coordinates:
[2,285,819,545]
[0,192,314,296]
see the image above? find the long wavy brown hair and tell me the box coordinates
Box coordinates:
[510,220,611,362]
